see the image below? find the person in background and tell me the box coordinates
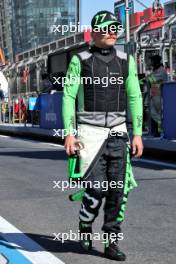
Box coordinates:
[147,55,168,137]
[0,83,5,122]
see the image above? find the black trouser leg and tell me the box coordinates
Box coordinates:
[102,137,127,235]
[151,118,160,137]
[79,136,127,234]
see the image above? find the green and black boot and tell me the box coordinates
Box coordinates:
[79,222,92,251]
[104,236,126,261]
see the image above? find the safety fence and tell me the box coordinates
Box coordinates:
[0,83,176,140]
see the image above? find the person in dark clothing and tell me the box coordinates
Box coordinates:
[147,55,168,137]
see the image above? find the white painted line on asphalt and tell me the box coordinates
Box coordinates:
[39,142,64,148]
[0,254,8,264]
[0,135,10,138]
[48,143,64,148]
[134,158,176,169]
[0,135,64,148]
[0,216,65,264]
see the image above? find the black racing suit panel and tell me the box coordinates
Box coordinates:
[79,134,128,235]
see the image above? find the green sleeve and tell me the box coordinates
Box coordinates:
[62,55,81,134]
[125,55,143,136]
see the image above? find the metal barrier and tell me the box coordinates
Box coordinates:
[1,80,176,141]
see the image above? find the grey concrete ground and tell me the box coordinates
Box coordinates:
[0,135,176,264]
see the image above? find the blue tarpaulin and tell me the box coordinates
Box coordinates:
[39,92,63,129]
[161,82,176,139]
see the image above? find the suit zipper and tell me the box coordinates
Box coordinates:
[92,56,96,112]
[105,65,109,127]
[116,57,123,112]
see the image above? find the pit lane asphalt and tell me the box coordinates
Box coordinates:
[0,135,175,264]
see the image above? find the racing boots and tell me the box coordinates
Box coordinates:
[104,236,126,261]
[79,221,92,251]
